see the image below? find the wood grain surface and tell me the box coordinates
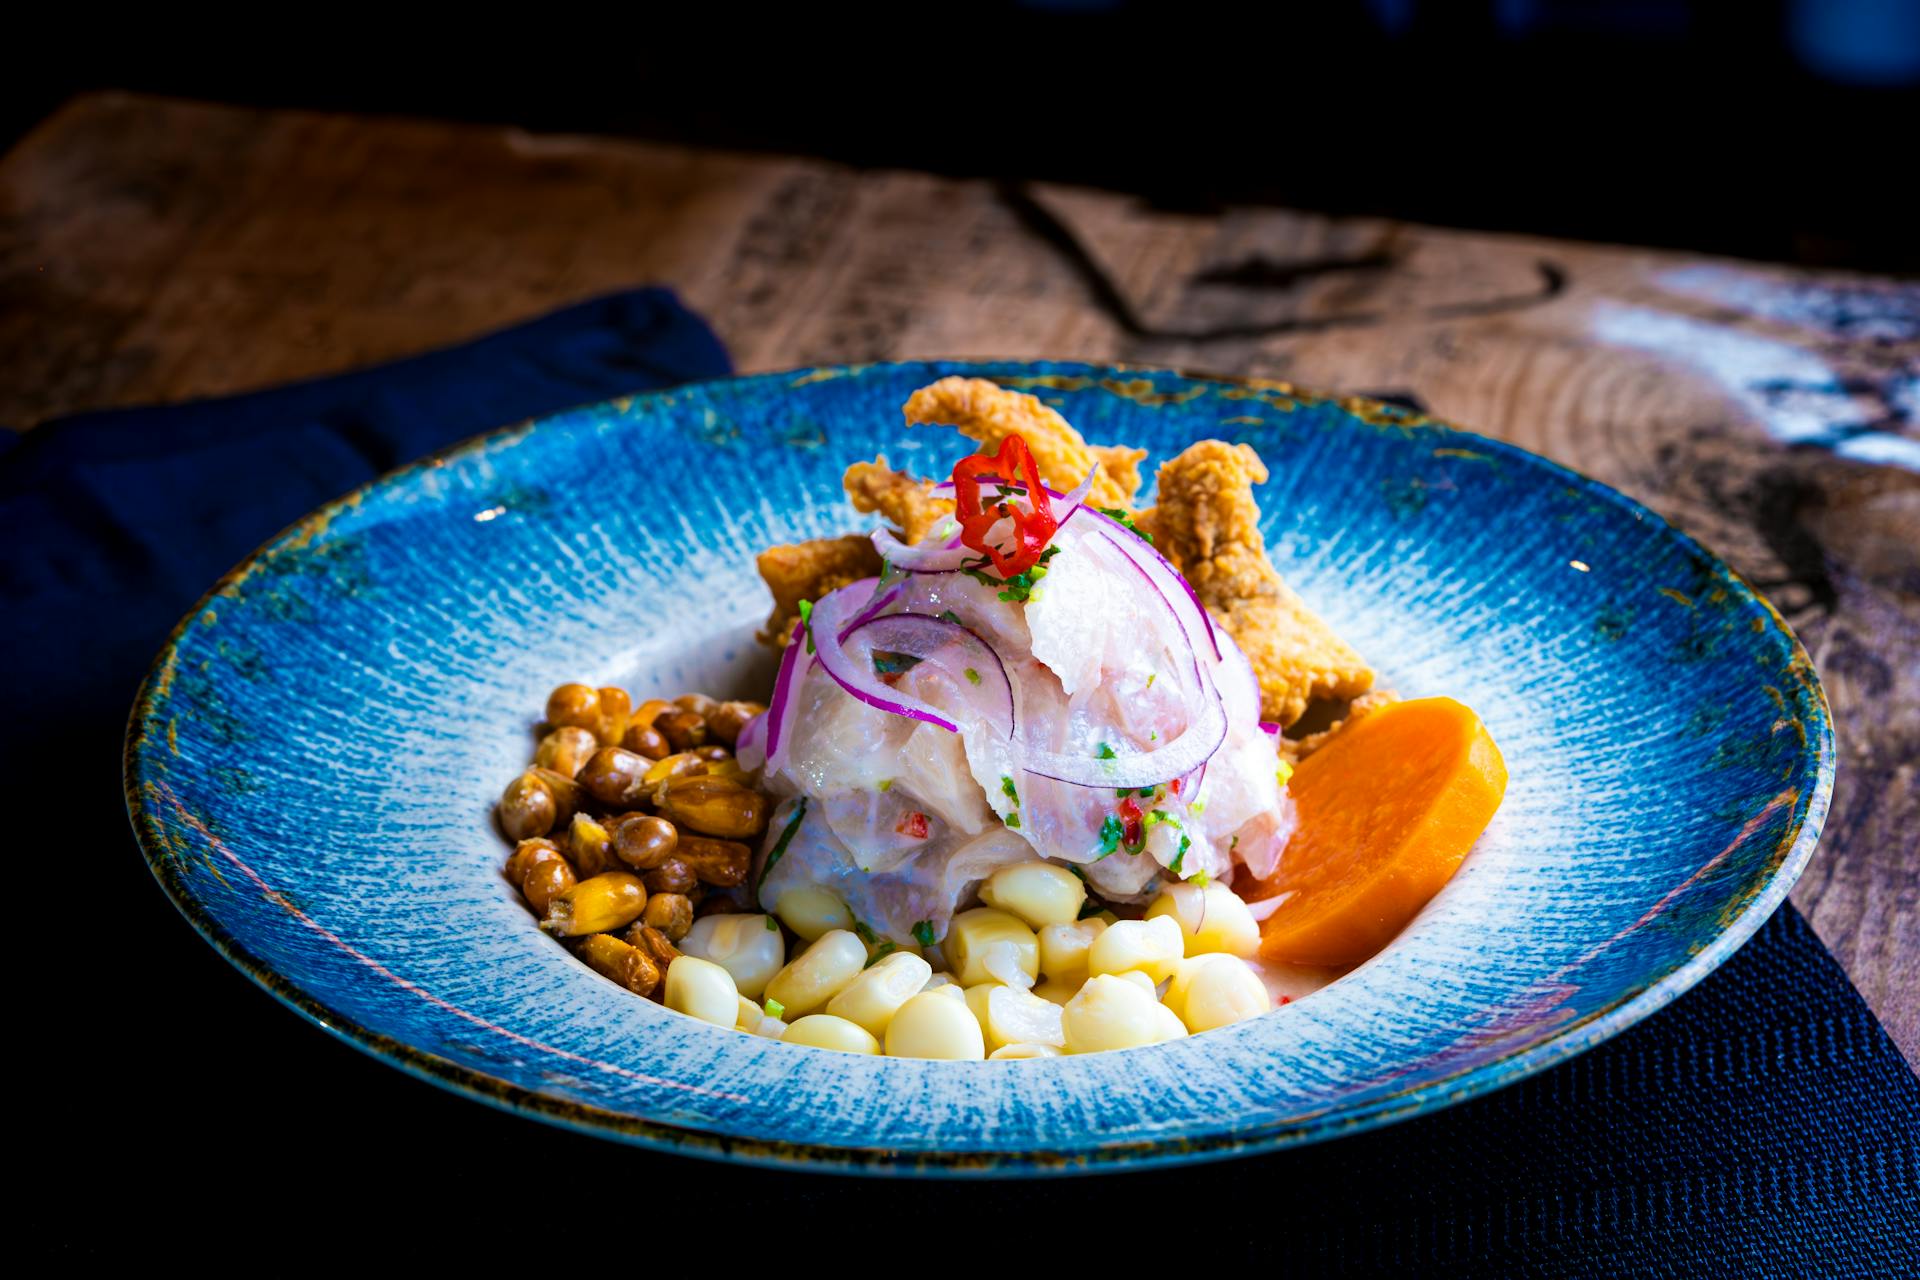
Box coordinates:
[4,93,1913,1061]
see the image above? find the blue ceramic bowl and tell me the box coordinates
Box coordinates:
[124,361,1832,1176]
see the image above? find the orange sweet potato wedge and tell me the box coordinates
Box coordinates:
[1248,697,1507,967]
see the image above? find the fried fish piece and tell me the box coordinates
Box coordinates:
[843,456,954,545]
[1136,440,1374,726]
[903,376,1143,509]
[755,535,884,648]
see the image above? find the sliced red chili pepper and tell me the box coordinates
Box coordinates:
[950,434,1058,578]
[896,811,930,840]
[1118,796,1144,848]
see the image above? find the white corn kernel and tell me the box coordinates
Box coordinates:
[928,981,967,1003]
[826,951,934,1037]
[1086,916,1186,983]
[1038,919,1107,984]
[980,861,1086,928]
[681,912,785,999]
[1145,882,1261,957]
[664,956,739,1027]
[1166,954,1271,1032]
[774,886,854,941]
[946,907,1040,987]
[753,1017,788,1039]
[885,991,987,1059]
[990,1042,1064,1060]
[782,1014,882,1054]
[1117,970,1158,996]
[987,984,1066,1048]
[735,994,763,1032]
[1062,973,1167,1054]
[764,928,867,1018]
[1150,1001,1191,1042]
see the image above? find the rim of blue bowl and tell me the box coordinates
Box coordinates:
[124,360,1836,1177]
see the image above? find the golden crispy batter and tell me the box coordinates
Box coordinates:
[1136,440,1374,726]
[1279,691,1400,766]
[755,535,884,648]
[903,376,1141,509]
[1088,443,1149,507]
[842,456,954,545]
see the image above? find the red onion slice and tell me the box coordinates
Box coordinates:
[762,619,806,772]
[871,525,971,572]
[1259,721,1283,739]
[1014,529,1228,789]
[809,587,1016,738]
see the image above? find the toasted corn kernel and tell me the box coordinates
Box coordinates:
[643,858,698,895]
[640,892,695,941]
[578,933,662,997]
[578,747,652,809]
[499,773,557,840]
[612,813,678,870]
[676,836,751,887]
[594,686,632,745]
[504,837,562,885]
[624,921,684,974]
[545,683,600,730]
[567,812,620,876]
[533,725,599,778]
[521,855,577,913]
[657,775,768,839]
[642,752,709,786]
[706,700,765,746]
[542,871,648,936]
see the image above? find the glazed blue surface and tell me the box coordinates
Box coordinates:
[124,362,1833,1175]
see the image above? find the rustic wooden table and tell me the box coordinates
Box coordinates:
[5,93,1914,1061]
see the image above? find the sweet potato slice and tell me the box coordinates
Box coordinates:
[1248,697,1506,966]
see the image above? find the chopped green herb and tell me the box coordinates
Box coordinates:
[1078,899,1107,919]
[1097,814,1124,857]
[1229,835,1240,852]
[1006,813,1022,829]
[964,667,982,685]
[1000,775,1020,805]
[939,609,963,625]
[1095,742,1117,760]
[1143,810,1182,831]
[796,599,816,654]
[1146,672,1157,689]
[912,920,937,948]
[876,778,893,792]
[763,998,786,1020]
[1149,730,1158,741]
[756,798,808,890]
[765,915,780,932]
[1189,869,1211,888]
[964,545,1062,604]
[863,941,899,969]
[1191,800,1207,815]
[1097,506,1154,543]
[1065,863,1087,881]
[852,919,881,947]
[1169,846,1185,876]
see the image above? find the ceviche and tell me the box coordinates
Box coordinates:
[493,377,1507,1058]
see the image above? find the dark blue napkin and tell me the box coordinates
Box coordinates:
[8,289,1914,1271]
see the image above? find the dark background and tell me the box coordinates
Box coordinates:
[5,0,1918,272]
